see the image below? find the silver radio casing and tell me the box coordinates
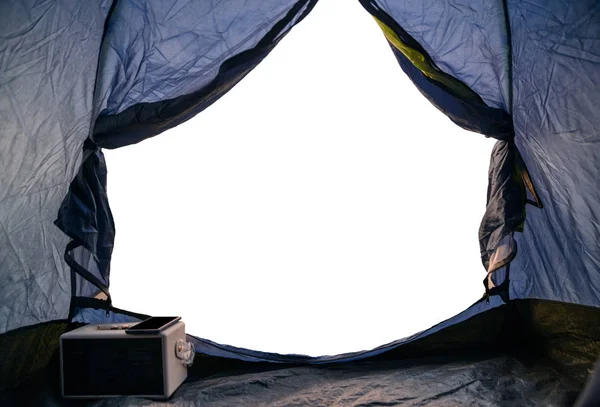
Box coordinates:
[60,321,188,399]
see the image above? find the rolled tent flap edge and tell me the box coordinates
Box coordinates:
[480,141,544,295]
[54,139,115,314]
[358,0,514,140]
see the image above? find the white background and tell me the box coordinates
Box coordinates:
[105,0,494,357]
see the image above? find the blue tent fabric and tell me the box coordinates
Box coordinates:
[507,0,600,306]
[479,141,529,274]
[1,0,600,402]
[94,0,305,116]
[56,0,318,315]
[92,0,318,149]
[359,0,514,140]
[55,141,114,302]
[0,0,112,334]
[371,0,511,111]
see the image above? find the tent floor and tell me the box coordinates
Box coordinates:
[2,298,599,406]
[2,352,581,406]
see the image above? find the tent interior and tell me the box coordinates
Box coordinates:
[1,0,600,406]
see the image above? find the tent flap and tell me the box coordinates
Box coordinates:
[360,0,514,140]
[479,141,526,275]
[0,0,112,335]
[55,140,114,305]
[92,0,318,149]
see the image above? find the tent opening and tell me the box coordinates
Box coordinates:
[105,0,494,356]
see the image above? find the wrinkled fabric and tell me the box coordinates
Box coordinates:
[92,0,316,149]
[479,141,526,274]
[6,298,596,406]
[374,0,511,111]
[63,0,318,315]
[360,0,513,141]
[55,141,114,300]
[5,355,580,407]
[1,6,600,407]
[94,0,303,117]
[0,0,112,334]
[102,357,577,407]
[576,359,600,407]
[507,0,600,305]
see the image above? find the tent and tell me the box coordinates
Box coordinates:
[1,0,599,405]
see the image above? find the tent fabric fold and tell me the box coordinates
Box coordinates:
[55,140,114,305]
[479,140,526,275]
